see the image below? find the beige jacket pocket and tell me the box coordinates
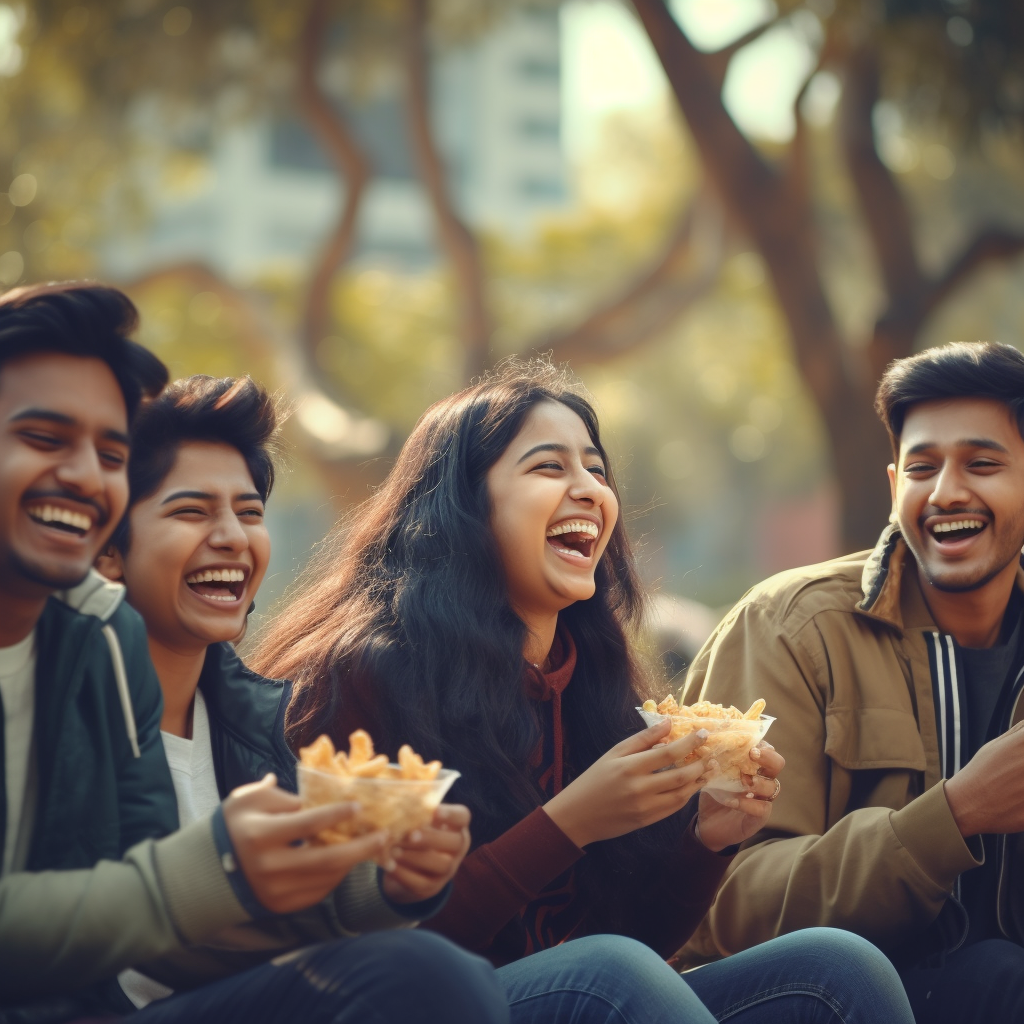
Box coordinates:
[824,706,927,771]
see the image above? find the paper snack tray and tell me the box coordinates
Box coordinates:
[298,763,460,843]
[635,707,774,793]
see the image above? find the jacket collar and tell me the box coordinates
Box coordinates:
[52,568,126,622]
[856,521,1024,631]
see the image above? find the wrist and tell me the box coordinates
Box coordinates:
[543,794,592,848]
[943,777,981,838]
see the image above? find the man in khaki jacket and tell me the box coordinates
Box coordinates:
[682,341,1024,1022]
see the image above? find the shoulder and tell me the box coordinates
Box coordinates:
[721,551,872,638]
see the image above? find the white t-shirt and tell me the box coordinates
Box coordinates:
[0,630,37,877]
[120,689,221,1008]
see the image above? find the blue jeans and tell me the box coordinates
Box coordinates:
[898,938,1024,1023]
[497,929,915,1024]
[124,930,509,1024]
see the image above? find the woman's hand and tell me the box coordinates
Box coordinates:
[694,743,785,852]
[542,719,713,848]
[380,804,472,904]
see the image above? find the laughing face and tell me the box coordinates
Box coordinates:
[486,400,619,632]
[888,397,1024,595]
[113,441,270,654]
[0,353,130,599]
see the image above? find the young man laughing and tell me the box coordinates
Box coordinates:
[679,342,1024,1023]
[0,285,508,1024]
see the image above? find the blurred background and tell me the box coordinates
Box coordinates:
[1,0,1023,672]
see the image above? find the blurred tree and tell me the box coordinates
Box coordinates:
[632,0,1024,548]
[1,0,1023,556]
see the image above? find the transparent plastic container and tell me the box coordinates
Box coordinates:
[298,764,461,845]
[636,708,774,793]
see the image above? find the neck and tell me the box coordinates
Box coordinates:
[521,612,559,668]
[0,592,47,648]
[147,637,207,738]
[922,568,1018,648]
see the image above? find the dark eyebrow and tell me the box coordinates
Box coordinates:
[161,490,265,505]
[161,490,213,505]
[904,437,1010,457]
[11,408,129,446]
[516,442,604,465]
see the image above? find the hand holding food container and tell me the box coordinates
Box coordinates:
[637,695,774,793]
[298,730,461,852]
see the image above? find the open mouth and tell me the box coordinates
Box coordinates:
[546,520,600,561]
[930,518,987,545]
[184,567,248,603]
[27,503,93,537]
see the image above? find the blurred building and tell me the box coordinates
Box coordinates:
[102,8,566,282]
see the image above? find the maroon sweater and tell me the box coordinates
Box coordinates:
[424,633,733,966]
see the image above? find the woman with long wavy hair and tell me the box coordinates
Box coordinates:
[251,360,914,1024]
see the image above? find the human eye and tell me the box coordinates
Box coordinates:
[99,447,127,469]
[169,505,207,519]
[531,459,564,473]
[588,464,608,480]
[17,427,61,449]
[904,460,935,476]
[238,506,265,521]
[968,458,1002,472]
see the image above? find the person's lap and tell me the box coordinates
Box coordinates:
[685,928,914,1024]
[898,939,1024,1024]
[497,928,914,1024]
[124,930,508,1024]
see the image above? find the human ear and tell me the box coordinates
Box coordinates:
[886,464,898,522]
[95,545,125,583]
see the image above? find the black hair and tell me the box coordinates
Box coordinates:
[0,282,167,421]
[875,341,1024,459]
[110,374,278,554]
[251,358,686,927]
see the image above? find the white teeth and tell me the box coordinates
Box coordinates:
[28,504,92,532]
[550,544,588,560]
[932,519,985,535]
[545,520,599,539]
[184,568,246,584]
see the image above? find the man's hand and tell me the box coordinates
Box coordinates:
[543,719,712,848]
[380,804,472,904]
[695,743,785,852]
[946,722,1024,837]
[223,774,389,915]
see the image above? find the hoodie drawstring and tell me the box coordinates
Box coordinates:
[102,624,141,759]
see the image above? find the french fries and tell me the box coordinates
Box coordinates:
[297,730,453,847]
[639,696,771,790]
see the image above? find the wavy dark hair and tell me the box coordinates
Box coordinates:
[0,282,167,421]
[110,375,279,554]
[251,359,686,925]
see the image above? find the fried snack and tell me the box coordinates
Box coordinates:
[639,696,771,790]
[297,731,452,848]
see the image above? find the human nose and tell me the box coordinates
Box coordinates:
[208,509,248,551]
[568,466,602,506]
[928,463,971,509]
[54,442,104,497]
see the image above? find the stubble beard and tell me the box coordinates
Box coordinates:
[5,548,91,594]
[906,521,1024,595]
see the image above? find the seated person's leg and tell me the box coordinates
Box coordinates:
[898,939,1024,1024]
[683,928,915,1024]
[129,931,508,1024]
[497,934,719,1024]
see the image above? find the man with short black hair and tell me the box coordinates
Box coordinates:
[680,341,1024,1022]
[0,283,509,1024]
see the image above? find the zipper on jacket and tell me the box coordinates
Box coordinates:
[995,669,1024,939]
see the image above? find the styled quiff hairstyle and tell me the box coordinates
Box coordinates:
[875,341,1024,459]
[110,374,278,554]
[0,282,167,420]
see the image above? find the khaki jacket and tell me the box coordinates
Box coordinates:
[678,525,1024,968]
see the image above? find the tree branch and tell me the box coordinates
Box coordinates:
[925,227,1024,316]
[405,0,492,381]
[840,45,924,311]
[530,196,725,365]
[296,0,372,402]
[704,16,781,90]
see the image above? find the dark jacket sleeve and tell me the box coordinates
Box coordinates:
[111,603,179,850]
[422,807,584,952]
